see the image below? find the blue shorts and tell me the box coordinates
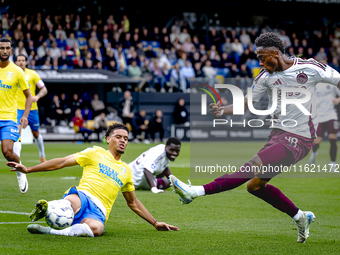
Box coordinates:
[0,120,20,141]
[63,187,106,231]
[17,109,40,131]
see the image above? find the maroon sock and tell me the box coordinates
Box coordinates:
[249,184,298,217]
[330,139,337,162]
[203,163,254,195]
[156,177,166,189]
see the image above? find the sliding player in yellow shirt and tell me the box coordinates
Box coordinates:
[8,123,178,236]
[0,38,32,194]
[14,54,48,164]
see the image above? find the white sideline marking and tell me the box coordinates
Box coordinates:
[0,211,30,215]
[61,177,77,179]
[0,221,44,224]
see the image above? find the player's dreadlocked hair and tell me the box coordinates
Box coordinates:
[105,122,129,138]
[255,32,285,54]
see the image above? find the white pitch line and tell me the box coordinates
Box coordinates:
[0,211,30,215]
[0,221,45,224]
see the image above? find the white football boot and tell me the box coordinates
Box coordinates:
[16,171,28,194]
[169,175,197,204]
[27,224,52,235]
[294,211,316,243]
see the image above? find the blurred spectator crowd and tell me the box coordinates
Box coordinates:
[47,90,189,143]
[3,12,340,93]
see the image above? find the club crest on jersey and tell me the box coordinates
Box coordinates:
[296,72,308,84]
[7,72,13,80]
[121,166,126,176]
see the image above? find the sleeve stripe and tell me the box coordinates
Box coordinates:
[297,59,326,71]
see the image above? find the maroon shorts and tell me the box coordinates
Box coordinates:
[316,120,339,137]
[257,129,314,180]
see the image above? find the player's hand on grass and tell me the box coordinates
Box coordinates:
[151,187,167,193]
[20,116,29,129]
[209,101,225,117]
[7,162,28,173]
[154,221,179,231]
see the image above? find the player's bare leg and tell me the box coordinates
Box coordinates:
[28,195,95,237]
[171,143,316,242]
[3,139,28,193]
[32,130,46,163]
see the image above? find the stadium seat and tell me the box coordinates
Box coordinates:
[233,52,240,65]
[75,31,85,38]
[215,75,224,84]
[248,59,260,70]
[77,38,87,49]
[140,40,149,49]
[150,41,161,49]
[215,68,229,78]
[169,59,177,66]
[76,31,87,49]
[84,120,95,130]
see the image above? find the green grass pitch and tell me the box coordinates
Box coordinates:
[0,141,340,254]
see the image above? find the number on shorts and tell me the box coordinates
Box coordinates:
[285,136,298,148]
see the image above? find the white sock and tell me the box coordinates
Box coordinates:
[50,223,94,237]
[194,186,205,197]
[330,161,336,165]
[35,134,45,159]
[13,141,22,158]
[13,141,22,177]
[293,209,303,221]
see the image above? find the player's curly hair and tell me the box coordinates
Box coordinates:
[166,137,181,146]
[255,32,285,54]
[105,122,129,138]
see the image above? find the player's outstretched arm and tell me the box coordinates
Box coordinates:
[144,168,165,193]
[7,155,78,174]
[123,191,179,231]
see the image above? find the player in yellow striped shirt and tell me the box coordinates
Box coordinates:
[8,123,178,237]
[0,38,32,194]
[14,54,48,164]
